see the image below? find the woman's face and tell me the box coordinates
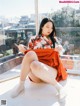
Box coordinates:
[42,21,53,36]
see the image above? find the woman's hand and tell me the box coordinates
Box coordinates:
[55,45,65,55]
[18,44,27,54]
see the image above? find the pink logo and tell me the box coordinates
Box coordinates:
[59,0,79,3]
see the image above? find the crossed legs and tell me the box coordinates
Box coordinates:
[11,50,66,99]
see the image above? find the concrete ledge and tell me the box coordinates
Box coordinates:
[0,56,23,74]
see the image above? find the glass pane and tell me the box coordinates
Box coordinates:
[38,0,80,57]
[0,0,80,59]
[0,0,35,58]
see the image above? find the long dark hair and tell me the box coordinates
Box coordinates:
[38,18,56,48]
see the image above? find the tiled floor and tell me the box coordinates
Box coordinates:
[0,65,80,106]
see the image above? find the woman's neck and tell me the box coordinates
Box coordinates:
[41,34,49,39]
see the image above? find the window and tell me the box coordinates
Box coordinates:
[0,0,80,59]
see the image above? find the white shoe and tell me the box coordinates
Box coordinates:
[58,88,67,100]
[11,85,25,98]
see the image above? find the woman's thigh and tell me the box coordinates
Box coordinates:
[28,62,57,83]
[28,72,43,83]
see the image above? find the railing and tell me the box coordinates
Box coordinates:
[61,55,80,71]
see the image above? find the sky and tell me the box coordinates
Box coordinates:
[0,0,80,18]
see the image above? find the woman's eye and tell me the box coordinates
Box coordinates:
[46,26,50,28]
[46,26,49,28]
[46,26,53,29]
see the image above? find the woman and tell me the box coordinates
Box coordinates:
[11,18,67,100]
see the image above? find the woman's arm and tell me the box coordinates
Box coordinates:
[18,44,28,54]
[54,37,65,55]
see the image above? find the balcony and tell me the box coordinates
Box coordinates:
[0,25,80,106]
[0,54,80,106]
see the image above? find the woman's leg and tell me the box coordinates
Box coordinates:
[11,50,66,99]
[30,61,57,85]
[20,51,38,81]
[30,60,66,99]
[28,72,43,83]
[11,51,41,98]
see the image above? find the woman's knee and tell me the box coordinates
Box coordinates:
[25,51,38,60]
